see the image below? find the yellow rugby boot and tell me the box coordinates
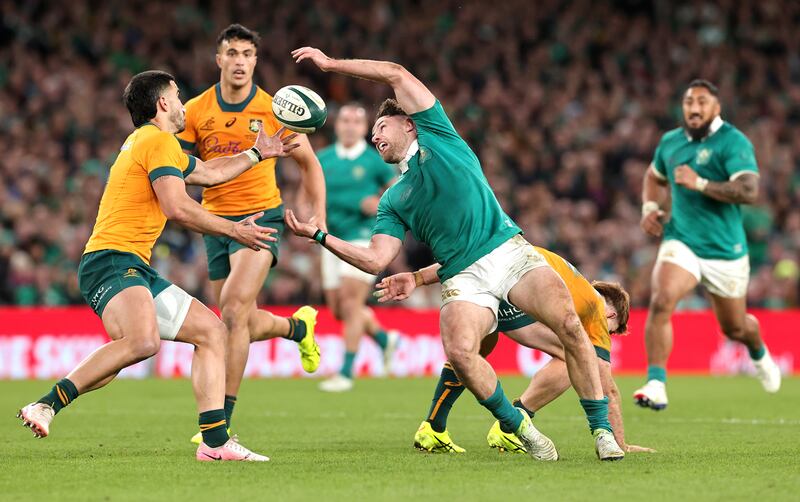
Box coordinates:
[413,421,466,453]
[486,420,527,454]
[293,306,320,373]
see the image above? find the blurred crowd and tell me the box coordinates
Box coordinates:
[2,0,800,309]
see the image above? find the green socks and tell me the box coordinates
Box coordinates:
[425,364,466,432]
[224,395,237,429]
[199,409,229,448]
[748,344,766,361]
[647,365,667,383]
[340,351,356,378]
[513,398,535,418]
[284,318,307,343]
[37,378,79,414]
[478,381,523,434]
[372,330,389,350]
[580,396,612,433]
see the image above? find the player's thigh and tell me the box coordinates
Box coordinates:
[440,300,496,357]
[507,265,579,333]
[173,298,227,347]
[101,285,159,342]
[210,278,226,307]
[708,294,748,334]
[220,248,274,308]
[651,241,701,305]
[505,323,566,360]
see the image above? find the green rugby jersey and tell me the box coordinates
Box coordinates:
[372,101,521,282]
[652,118,758,260]
[318,141,396,241]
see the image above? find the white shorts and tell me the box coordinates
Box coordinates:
[440,234,549,330]
[321,240,377,290]
[153,284,193,341]
[656,239,750,298]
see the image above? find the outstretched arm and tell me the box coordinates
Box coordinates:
[290,134,327,231]
[285,209,402,275]
[292,47,435,114]
[184,126,299,187]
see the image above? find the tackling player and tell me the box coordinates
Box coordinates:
[316,103,398,393]
[176,25,327,442]
[636,80,781,410]
[286,47,625,461]
[374,253,653,455]
[17,70,299,461]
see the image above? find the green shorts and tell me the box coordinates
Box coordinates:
[204,205,285,281]
[78,250,172,316]
[495,300,610,362]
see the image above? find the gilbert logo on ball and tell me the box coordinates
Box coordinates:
[271,85,327,134]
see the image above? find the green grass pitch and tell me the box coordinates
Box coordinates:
[2,376,798,501]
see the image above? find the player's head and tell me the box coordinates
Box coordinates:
[372,98,417,163]
[592,281,630,335]
[216,24,260,90]
[123,70,185,133]
[335,103,369,148]
[683,79,721,141]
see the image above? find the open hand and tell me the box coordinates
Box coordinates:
[291,47,333,71]
[231,212,278,251]
[375,272,417,303]
[254,125,299,159]
[285,208,319,239]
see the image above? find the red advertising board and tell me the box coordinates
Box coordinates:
[0,307,796,379]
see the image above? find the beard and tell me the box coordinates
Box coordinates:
[684,116,712,141]
[171,109,186,133]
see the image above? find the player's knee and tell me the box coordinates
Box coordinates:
[130,333,161,360]
[220,298,249,328]
[721,324,747,342]
[193,318,228,351]
[649,291,678,316]
[555,312,584,347]
[338,298,361,321]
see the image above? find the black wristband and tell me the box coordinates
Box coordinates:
[249,146,262,162]
[313,229,327,246]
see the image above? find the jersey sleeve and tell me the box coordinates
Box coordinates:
[372,196,407,240]
[138,132,195,183]
[723,131,759,179]
[651,138,668,180]
[176,100,198,151]
[410,100,461,141]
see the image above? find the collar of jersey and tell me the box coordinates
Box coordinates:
[335,140,368,160]
[397,140,419,174]
[684,115,723,142]
[215,83,257,113]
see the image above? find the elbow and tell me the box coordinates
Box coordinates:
[365,262,384,275]
[386,63,410,85]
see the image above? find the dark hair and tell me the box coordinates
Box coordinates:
[216,24,260,50]
[686,79,719,98]
[376,98,408,119]
[122,70,175,127]
[592,280,630,335]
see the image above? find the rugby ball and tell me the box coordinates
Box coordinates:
[271,85,327,134]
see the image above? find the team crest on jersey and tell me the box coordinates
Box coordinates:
[199,117,215,131]
[249,119,262,133]
[419,146,430,164]
[352,166,365,180]
[123,268,139,278]
[696,148,713,165]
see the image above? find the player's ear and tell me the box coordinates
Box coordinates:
[216,52,222,69]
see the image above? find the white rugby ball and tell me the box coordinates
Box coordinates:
[271,85,327,134]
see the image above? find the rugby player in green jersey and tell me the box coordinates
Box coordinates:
[316,103,398,392]
[637,80,781,410]
[286,47,625,461]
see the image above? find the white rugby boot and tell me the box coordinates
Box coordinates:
[752,347,781,393]
[633,380,668,411]
[17,402,56,438]
[593,429,625,461]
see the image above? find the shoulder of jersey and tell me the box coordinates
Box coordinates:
[661,127,685,143]
[183,85,217,110]
[255,86,275,106]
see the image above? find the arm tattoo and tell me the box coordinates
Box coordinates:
[702,174,758,204]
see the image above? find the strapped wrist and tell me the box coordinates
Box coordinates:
[642,201,660,216]
[312,228,327,246]
[413,270,425,287]
[695,177,709,192]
